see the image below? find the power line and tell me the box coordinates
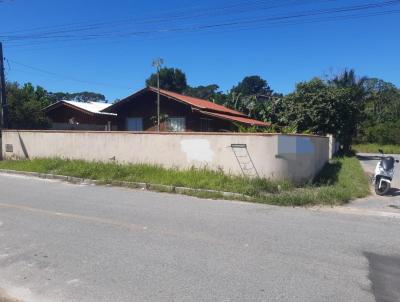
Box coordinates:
[7,5,400,53]
[0,0,301,36]
[2,0,400,83]
[5,5,400,54]
[3,0,399,47]
[7,59,133,90]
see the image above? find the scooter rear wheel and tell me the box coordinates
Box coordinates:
[375,181,390,195]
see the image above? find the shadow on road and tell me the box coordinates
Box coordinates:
[365,252,400,302]
[387,188,400,197]
[356,154,382,161]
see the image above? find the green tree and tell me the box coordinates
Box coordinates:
[363,78,400,123]
[6,82,51,129]
[329,69,366,89]
[145,67,188,93]
[232,75,273,96]
[223,75,276,121]
[354,78,400,144]
[184,84,220,100]
[47,91,106,103]
[276,76,365,151]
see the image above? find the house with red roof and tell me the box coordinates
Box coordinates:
[102,87,269,132]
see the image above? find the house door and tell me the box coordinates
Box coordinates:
[126,118,143,131]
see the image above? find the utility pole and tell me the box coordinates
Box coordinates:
[0,42,7,129]
[152,58,163,132]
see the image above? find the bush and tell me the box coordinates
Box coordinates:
[357,121,400,145]
[352,144,400,154]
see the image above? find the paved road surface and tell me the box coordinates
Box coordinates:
[0,174,399,302]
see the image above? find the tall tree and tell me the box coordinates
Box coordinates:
[47,91,106,103]
[355,78,400,144]
[328,69,367,149]
[224,75,275,121]
[184,84,220,100]
[146,67,188,93]
[232,75,273,96]
[363,78,400,123]
[276,77,365,151]
[6,82,51,129]
[329,69,366,89]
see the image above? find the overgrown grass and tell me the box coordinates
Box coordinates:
[261,156,371,206]
[353,144,400,154]
[0,158,292,196]
[0,156,370,206]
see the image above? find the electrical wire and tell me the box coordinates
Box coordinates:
[4,0,399,47]
[7,59,133,90]
[0,0,310,36]
[2,0,398,95]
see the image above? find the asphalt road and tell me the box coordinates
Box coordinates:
[0,174,400,302]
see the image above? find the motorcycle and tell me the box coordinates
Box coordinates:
[372,149,399,195]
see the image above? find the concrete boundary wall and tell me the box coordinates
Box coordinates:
[1,130,329,183]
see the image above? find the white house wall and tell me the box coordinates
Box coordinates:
[1,131,329,183]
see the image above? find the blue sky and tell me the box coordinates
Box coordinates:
[1,0,400,101]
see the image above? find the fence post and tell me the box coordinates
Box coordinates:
[327,134,338,159]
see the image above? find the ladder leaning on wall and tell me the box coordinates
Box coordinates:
[231,144,259,178]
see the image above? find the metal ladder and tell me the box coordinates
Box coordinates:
[231,144,259,178]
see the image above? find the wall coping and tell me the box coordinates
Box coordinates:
[1,130,329,139]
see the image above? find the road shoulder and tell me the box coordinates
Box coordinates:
[326,153,400,218]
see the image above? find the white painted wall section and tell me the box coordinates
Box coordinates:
[1,131,329,183]
[180,139,214,163]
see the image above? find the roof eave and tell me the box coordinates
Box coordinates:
[43,101,95,116]
[102,87,149,113]
[147,86,248,117]
[197,109,269,127]
[43,101,116,117]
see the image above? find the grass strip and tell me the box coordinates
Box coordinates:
[266,157,370,206]
[0,156,370,206]
[353,144,400,154]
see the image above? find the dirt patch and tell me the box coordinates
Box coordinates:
[0,289,22,302]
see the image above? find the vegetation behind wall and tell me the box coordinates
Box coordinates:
[5,68,400,150]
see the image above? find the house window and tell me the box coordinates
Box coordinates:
[126,117,143,131]
[200,118,213,132]
[168,117,186,132]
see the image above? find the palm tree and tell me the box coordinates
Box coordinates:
[329,69,367,89]
[329,69,367,153]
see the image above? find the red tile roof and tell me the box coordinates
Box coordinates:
[198,110,270,127]
[148,87,247,117]
[105,87,269,127]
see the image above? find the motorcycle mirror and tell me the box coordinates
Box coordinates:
[378,149,384,154]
